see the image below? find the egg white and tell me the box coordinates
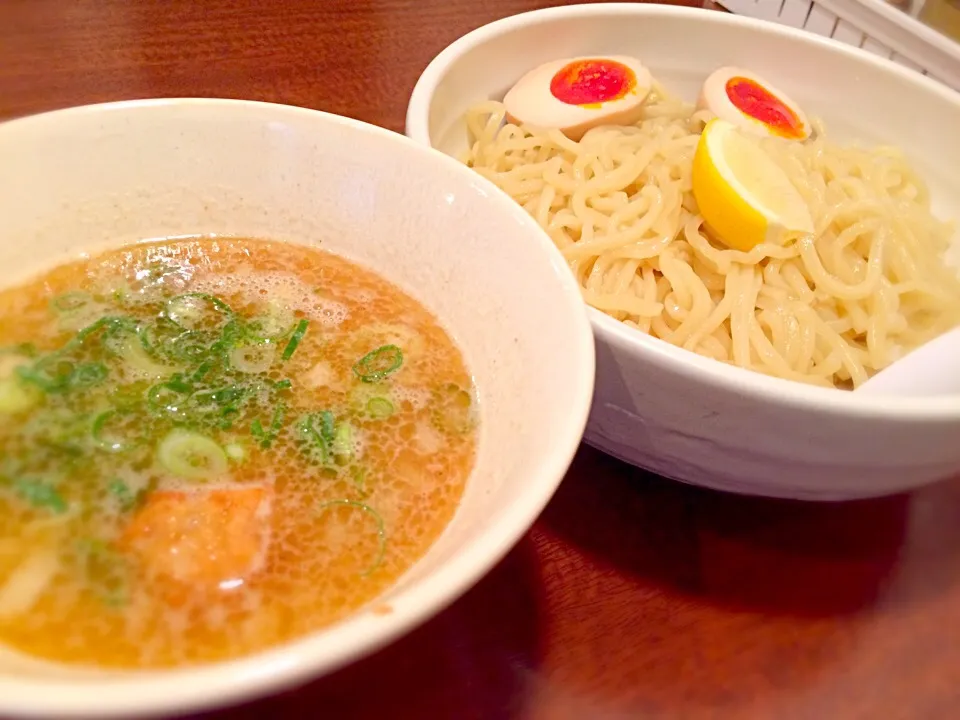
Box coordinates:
[697,66,810,140]
[503,55,653,141]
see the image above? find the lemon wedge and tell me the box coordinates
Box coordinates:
[692,118,814,251]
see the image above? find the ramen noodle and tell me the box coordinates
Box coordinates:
[463,81,960,388]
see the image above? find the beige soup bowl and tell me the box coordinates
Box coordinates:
[0,99,595,718]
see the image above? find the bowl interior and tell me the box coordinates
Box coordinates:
[415,5,960,260]
[0,99,594,716]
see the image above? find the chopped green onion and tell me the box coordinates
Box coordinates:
[71,362,109,388]
[74,316,137,344]
[107,478,137,511]
[332,423,354,460]
[147,381,189,417]
[168,330,213,362]
[164,374,193,394]
[250,402,286,449]
[353,344,403,383]
[165,293,235,331]
[229,342,277,374]
[296,410,337,462]
[273,379,293,391]
[156,429,228,480]
[13,478,67,513]
[224,442,247,462]
[119,335,178,378]
[249,301,296,341]
[366,397,394,419]
[137,318,185,360]
[92,410,133,453]
[189,385,246,414]
[317,499,386,576]
[0,343,37,358]
[281,319,309,362]
[0,376,40,414]
[350,467,369,498]
[18,357,108,394]
[211,319,247,356]
[191,359,214,382]
[316,411,336,442]
[51,292,92,313]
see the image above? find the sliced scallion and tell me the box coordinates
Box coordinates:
[229,343,277,374]
[13,478,67,513]
[353,344,403,383]
[119,335,179,378]
[296,410,337,462]
[0,376,40,414]
[92,410,133,453]
[366,397,394,419]
[249,301,296,341]
[18,357,108,394]
[71,362,108,389]
[147,381,189,417]
[281,319,309,362]
[250,402,286,449]
[224,442,247,462]
[51,292,92,313]
[332,423,354,460]
[156,429,228,480]
[165,293,235,331]
[350,466,369,498]
[107,478,137,511]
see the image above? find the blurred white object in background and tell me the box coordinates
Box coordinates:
[715,0,960,89]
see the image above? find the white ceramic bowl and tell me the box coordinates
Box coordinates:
[0,99,594,718]
[406,3,960,501]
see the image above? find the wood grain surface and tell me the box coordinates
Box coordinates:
[2,1,960,718]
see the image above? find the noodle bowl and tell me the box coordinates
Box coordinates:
[463,84,960,389]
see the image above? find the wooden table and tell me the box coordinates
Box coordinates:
[3,1,960,718]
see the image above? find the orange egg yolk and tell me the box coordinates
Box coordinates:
[725,77,805,139]
[550,59,637,107]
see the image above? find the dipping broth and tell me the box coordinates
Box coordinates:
[0,237,476,668]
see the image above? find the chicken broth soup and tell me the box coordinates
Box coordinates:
[0,237,476,668]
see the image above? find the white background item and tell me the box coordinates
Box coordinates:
[857,325,960,394]
[406,3,960,502]
[716,0,960,90]
[0,98,595,718]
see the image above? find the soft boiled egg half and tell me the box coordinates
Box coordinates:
[503,56,653,141]
[697,66,811,141]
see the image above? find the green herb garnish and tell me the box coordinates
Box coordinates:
[92,409,134,453]
[281,319,309,362]
[366,397,394,419]
[353,344,403,383]
[13,478,68,513]
[107,478,138,512]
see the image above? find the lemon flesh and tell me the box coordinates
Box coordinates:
[692,118,814,252]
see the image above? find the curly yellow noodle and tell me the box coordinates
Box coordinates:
[462,86,960,388]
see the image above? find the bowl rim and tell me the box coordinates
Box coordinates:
[405,1,960,420]
[0,97,597,718]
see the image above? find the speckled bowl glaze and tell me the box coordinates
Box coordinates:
[0,98,595,718]
[406,3,960,501]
